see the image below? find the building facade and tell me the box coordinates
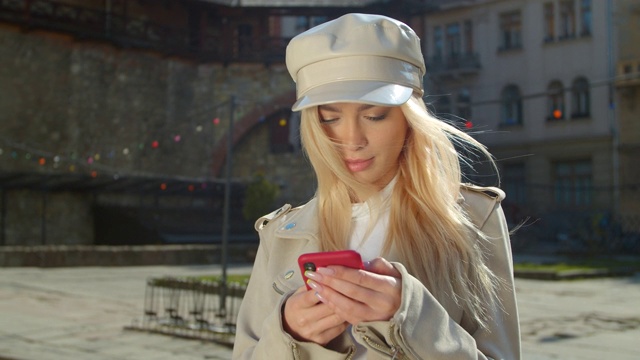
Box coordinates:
[422,0,639,251]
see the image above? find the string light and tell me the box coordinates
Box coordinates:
[0,103,242,178]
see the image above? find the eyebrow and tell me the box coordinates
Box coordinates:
[318,104,376,112]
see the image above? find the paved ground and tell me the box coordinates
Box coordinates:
[0,262,639,360]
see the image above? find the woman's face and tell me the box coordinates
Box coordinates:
[318,102,409,190]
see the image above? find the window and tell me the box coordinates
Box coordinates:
[435,95,452,120]
[464,20,474,54]
[547,80,565,121]
[554,160,592,207]
[560,0,576,39]
[503,163,527,205]
[499,11,522,50]
[294,16,327,33]
[571,77,590,118]
[457,89,472,124]
[580,0,592,36]
[295,17,308,32]
[446,23,461,59]
[544,3,555,42]
[433,26,443,60]
[237,24,253,56]
[501,85,523,125]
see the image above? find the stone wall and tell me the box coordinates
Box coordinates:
[0,23,310,247]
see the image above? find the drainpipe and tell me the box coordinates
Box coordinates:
[606,0,620,215]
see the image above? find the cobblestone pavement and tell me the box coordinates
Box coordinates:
[0,264,638,359]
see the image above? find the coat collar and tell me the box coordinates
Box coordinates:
[273,197,320,241]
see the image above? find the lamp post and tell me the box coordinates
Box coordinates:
[218,95,235,321]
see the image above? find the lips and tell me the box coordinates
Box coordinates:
[345,158,373,172]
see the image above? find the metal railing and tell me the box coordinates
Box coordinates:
[0,0,289,63]
[131,276,247,345]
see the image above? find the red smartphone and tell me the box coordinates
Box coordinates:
[298,250,364,290]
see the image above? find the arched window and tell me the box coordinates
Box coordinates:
[547,80,565,121]
[501,85,523,125]
[571,77,590,118]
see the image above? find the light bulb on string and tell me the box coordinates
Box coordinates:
[213,118,220,125]
[91,171,98,178]
[196,125,203,132]
[123,148,130,155]
[174,135,181,142]
[39,157,46,166]
[279,119,287,127]
[151,141,159,149]
[87,157,94,165]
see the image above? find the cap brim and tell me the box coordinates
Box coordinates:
[291,81,413,112]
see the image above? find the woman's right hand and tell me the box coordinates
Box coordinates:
[283,286,349,345]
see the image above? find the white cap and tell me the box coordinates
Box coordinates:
[286,13,425,111]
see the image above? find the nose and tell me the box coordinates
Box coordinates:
[340,117,367,151]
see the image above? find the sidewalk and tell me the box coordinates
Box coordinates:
[1,264,639,360]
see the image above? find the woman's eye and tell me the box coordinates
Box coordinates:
[365,113,387,121]
[320,116,338,123]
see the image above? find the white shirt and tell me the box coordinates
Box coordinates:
[347,178,395,359]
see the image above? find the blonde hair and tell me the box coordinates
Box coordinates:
[299,95,500,328]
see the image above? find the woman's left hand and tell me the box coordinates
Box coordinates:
[305,257,402,325]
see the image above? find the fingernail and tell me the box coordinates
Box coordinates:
[305,270,321,280]
[316,267,335,276]
[307,279,322,291]
[315,291,326,302]
[364,261,372,269]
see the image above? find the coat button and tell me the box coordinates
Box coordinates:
[284,223,296,230]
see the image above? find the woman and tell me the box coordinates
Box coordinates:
[232,13,521,359]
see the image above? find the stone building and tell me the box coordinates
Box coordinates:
[0,0,426,252]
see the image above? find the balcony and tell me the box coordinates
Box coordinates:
[427,52,481,78]
[0,0,289,64]
[616,60,640,88]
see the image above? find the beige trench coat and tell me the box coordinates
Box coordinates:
[232,184,521,360]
